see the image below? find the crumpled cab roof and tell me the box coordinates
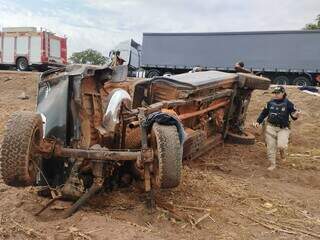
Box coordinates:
[149,70,238,89]
[40,64,114,82]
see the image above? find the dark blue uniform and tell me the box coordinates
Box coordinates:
[257,98,297,128]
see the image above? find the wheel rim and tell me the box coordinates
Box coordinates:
[18,59,27,70]
[296,80,306,86]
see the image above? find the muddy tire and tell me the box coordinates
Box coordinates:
[0,111,43,186]
[151,123,182,189]
[238,73,271,90]
[226,131,255,145]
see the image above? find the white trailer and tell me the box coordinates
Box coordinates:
[0,27,67,71]
[141,31,320,86]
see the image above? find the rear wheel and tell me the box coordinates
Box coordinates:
[293,76,312,86]
[0,111,43,186]
[273,76,289,85]
[16,57,29,71]
[151,123,182,188]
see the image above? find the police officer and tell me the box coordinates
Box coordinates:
[254,86,300,171]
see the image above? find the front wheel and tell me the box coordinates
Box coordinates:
[0,111,43,186]
[146,69,161,78]
[151,123,182,188]
[273,76,289,85]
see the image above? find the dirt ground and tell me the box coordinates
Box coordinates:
[0,71,320,240]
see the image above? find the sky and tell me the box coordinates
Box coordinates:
[1,0,319,56]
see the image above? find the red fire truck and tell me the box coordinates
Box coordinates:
[0,27,67,71]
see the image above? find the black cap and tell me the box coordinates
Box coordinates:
[272,85,286,93]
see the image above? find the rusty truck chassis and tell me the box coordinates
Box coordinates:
[35,90,232,215]
[0,63,271,218]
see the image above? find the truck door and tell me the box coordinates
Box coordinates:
[30,36,41,63]
[49,37,61,62]
[60,38,67,64]
[3,36,14,63]
[16,36,29,59]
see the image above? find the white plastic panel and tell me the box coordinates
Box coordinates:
[30,36,41,63]
[49,38,60,58]
[3,36,15,63]
[16,36,29,55]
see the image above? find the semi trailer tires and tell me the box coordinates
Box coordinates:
[293,76,312,86]
[273,76,290,85]
[146,69,161,78]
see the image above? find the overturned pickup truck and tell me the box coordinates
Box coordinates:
[0,65,270,216]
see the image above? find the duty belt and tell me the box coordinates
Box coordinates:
[267,121,288,129]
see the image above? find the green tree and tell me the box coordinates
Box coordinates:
[303,14,320,30]
[69,49,108,65]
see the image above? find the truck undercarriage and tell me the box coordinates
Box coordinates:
[0,64,270,217]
